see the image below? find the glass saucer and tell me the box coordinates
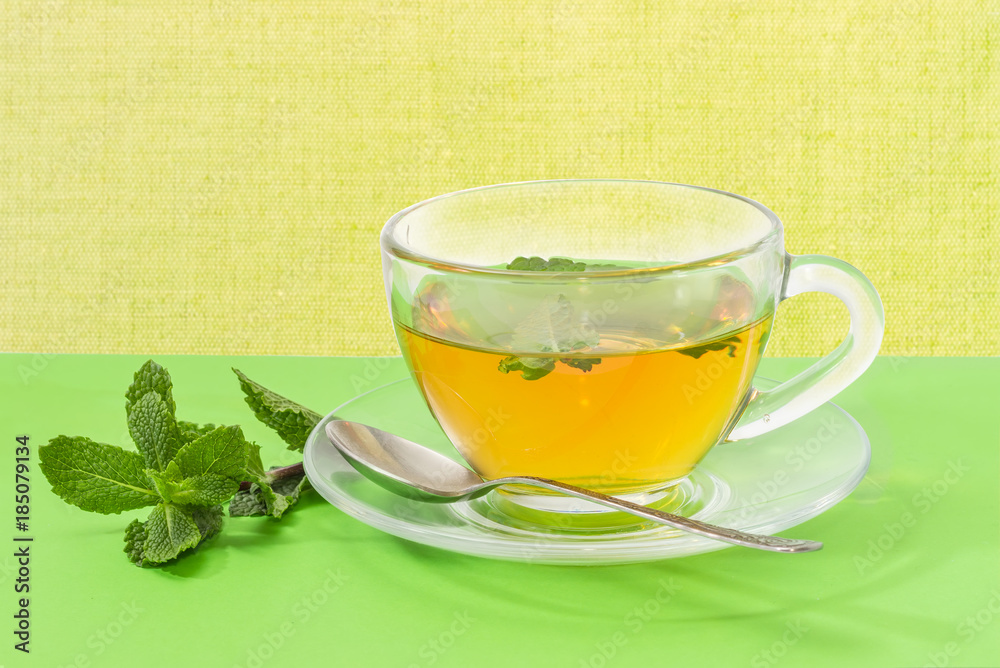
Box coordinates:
[303,378,870,564]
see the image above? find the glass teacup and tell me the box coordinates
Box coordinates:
[381,180,883,510]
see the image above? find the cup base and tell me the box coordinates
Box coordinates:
[454,473,728,536]
[495,481,683,514]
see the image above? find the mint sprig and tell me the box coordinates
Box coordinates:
[39,360,326,568]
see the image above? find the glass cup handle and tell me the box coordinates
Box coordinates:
[727,254,885,441]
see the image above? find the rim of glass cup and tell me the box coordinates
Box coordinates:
[380,179,784,278]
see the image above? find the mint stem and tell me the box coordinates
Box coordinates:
[237,462,304,491]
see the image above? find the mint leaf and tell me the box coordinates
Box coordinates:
[163,460,182,481]
[233,369,323,452]
[230,445,308,518]
[146,469,179,501]
[125,504,223,567]
[506,256,628,272]
[124,519,148,566]
[192,505,224,541]
[127,392,180,472]
[146,469,237,506]
[173,425,250,479]
[177,421,219,445]
[244,441,267,480]
[39,436,159,514]
[676,335,742,360]
[498,356,555,381]
[227,489,265,517]
[141,503,202,564]
[562,357,602,372]
[126,360,177,421]
[229,469,309,519]
[171,475,240,507]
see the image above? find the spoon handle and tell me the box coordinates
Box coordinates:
[492,476,822,553]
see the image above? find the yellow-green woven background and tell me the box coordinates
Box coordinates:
[2,1,996,356]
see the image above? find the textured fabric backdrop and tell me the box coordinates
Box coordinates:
[1,1,996,356]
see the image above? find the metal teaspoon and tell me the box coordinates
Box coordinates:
[323,421,822,554]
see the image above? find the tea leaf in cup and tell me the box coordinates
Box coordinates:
[498,355,557,381]
[675,334,743,360]
[505,256,629,272]
[562,357,602,372]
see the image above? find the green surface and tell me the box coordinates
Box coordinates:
[2,354,998,667]
[2,2,998,357]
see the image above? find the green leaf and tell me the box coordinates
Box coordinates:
[498,356,555,381]
[39,436,160,514]
[172,425,250,479]
[171,474,240,507]
[141,503,202,564]
[229,469,309,519]
[127,392,180,472]
[676,335,742,360]
[227,489,265,517]
[191,505,224,541]
[562,357,602,372]
[244,441,267,480]
[123,504,219,568]
[230,446,308,519]
[146,469,178,502]
[124,519,148,567]
[177,421,219,446]
[505,256,628,272]
[233,369,323,452]
[163,460,183,481]
[126,360,177,422]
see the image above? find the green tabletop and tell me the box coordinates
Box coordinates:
[2,355,998,668]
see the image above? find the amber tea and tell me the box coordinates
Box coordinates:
[398,316,771,496]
